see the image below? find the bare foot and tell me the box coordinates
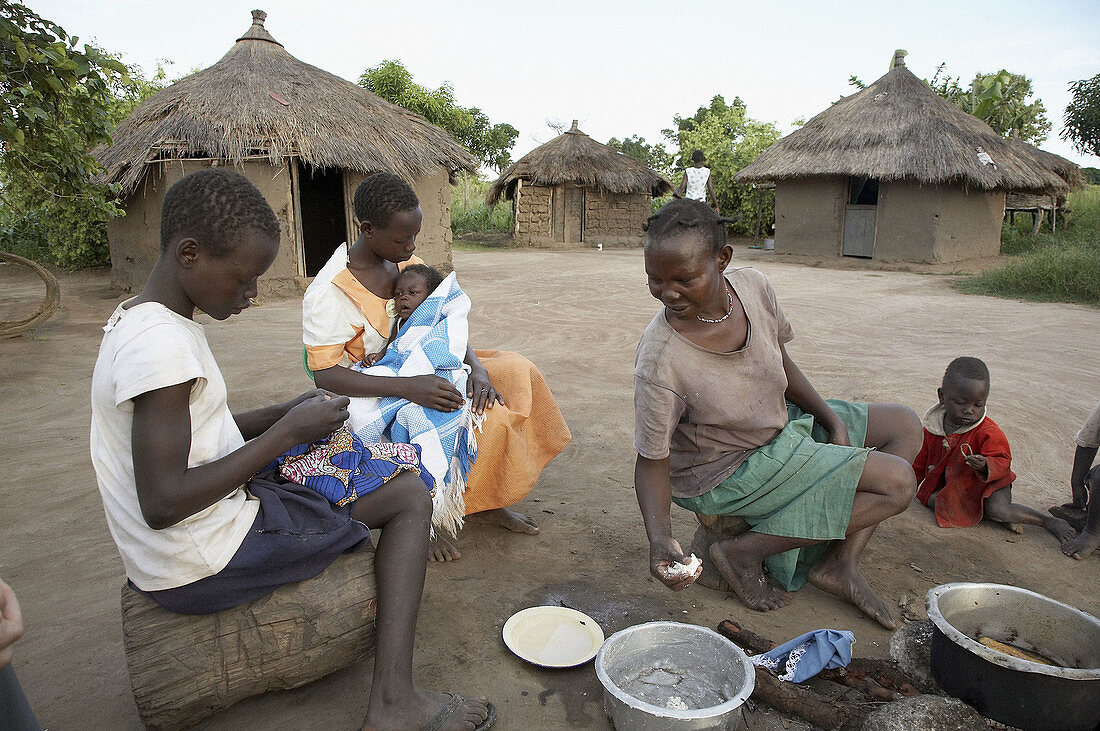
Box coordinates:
[1043,516,1076,543]
[1050,505,1086,532]
[429,533,462,562]
[807,555,899,630]
[1062,530,1100,560]
[1005,522,1024,534]
[708,538,791,612]
[472,507,540,535]
[362,688,490,730]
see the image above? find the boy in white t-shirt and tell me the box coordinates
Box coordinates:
[90,169,493,731]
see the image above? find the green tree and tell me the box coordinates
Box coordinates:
[0,2,168,267]
[1061,73,1100,157]
[358,59,517,172]
[606,134,673,177]
[662,95,780,234]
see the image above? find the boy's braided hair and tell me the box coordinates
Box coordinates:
[399,263,445,293]
[643,198,738,253]
[160,168,279,254]
[942,356,990,389]
[354,172,419,229]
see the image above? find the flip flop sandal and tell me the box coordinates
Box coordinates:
[424,694,497,731]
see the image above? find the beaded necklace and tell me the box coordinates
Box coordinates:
[696,283,733,324]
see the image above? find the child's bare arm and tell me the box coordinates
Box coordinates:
[132,381,349,529]
[780,345,849,445]
[233,388,340,440]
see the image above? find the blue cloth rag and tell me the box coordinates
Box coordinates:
[750,629,854,682]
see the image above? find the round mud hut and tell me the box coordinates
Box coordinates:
[95,10,476,295]
[735,51,1078,264]
[486,121,671,248]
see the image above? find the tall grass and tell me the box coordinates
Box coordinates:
[450,176,512,235]
[955,186,1100,306]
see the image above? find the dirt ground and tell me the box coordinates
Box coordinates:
[1,246,1098,730]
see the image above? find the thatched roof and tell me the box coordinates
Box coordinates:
[486,120,671,204]
[736,52,1074,193]
[1010,141,1083,189]
[95,10,477,196]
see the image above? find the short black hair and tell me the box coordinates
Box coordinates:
[354,172,419,229]
[942,356,990,390]
[691,149,706,163]
[643,198,738,253]
[398,263,444,293]
[160,168,279,255]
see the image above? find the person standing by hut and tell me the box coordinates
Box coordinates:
[675,150,721,214]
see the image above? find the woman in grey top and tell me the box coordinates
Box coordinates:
[633,199,921,629]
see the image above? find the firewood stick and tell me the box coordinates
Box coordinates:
[717,619,777,654]
[749,665,865,731]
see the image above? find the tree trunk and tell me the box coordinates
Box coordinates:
[1031,209,1044,235]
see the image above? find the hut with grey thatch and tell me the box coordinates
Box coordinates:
[486,121,671,247]
[95,10,476,294]
[736,50,1077,263]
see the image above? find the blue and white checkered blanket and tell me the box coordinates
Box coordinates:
[347,272,479,536]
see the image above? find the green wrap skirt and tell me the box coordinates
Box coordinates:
[673,400,869,591]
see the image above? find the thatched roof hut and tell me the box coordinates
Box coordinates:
[734,51,1081,263]
[96,9,476,293]
[486,121,670,247]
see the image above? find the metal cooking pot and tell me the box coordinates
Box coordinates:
[595,621,755,730]
[926,582,1100,731]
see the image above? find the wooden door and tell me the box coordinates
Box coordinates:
[552,187,565,242]
[842,205,876,257]
[564,186,584,243]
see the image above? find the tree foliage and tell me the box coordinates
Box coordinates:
[1061,73,1100,158]
[359,59,517,172]
[606,134,673,177]
[0,2,170,267]
[662,95,780,234]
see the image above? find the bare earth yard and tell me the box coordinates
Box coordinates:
[1,247,1097,729]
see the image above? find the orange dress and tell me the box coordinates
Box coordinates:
[302,245,571,514]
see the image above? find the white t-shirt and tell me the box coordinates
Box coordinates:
[90,301,258,591]
[1076,401,1100,449]
[684,166,711,202]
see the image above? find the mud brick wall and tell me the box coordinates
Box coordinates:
[584,191,649,247]
[513,184,552,243]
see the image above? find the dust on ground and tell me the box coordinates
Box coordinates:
[1,247,1097,729]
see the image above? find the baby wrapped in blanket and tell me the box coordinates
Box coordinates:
[346,266,481,536]
[275,265,478,535]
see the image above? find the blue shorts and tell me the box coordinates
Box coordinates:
[134,471,371,614]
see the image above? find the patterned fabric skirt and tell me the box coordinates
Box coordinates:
[674,400,870,591]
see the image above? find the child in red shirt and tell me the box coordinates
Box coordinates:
[914,357,1074,542]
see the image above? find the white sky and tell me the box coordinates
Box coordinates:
[35,0,1100,170]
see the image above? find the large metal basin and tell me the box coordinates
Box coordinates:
[927,582,1100,731]
[595,621,754,730]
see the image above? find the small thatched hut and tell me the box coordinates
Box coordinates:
[96,10,476,294]
[486,121,671,247]
[736,51,1078,263]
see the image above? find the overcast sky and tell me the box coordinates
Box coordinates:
[36,0,1100,170]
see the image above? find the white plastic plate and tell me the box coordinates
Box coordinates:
[502,606,605,668]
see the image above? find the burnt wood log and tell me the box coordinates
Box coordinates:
[121,548,377,730]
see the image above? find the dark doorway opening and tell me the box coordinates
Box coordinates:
[298,164,345,276]
[849,177,879,205]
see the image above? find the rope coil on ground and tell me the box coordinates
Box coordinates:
[0,251,60,339]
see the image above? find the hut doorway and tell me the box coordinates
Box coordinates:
[297,164,347,276]
[552,185,585,243]
[843,177,878,258]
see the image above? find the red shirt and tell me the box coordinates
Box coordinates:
[913,404,1015,528]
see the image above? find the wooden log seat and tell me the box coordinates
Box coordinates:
[120,548,377,730]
